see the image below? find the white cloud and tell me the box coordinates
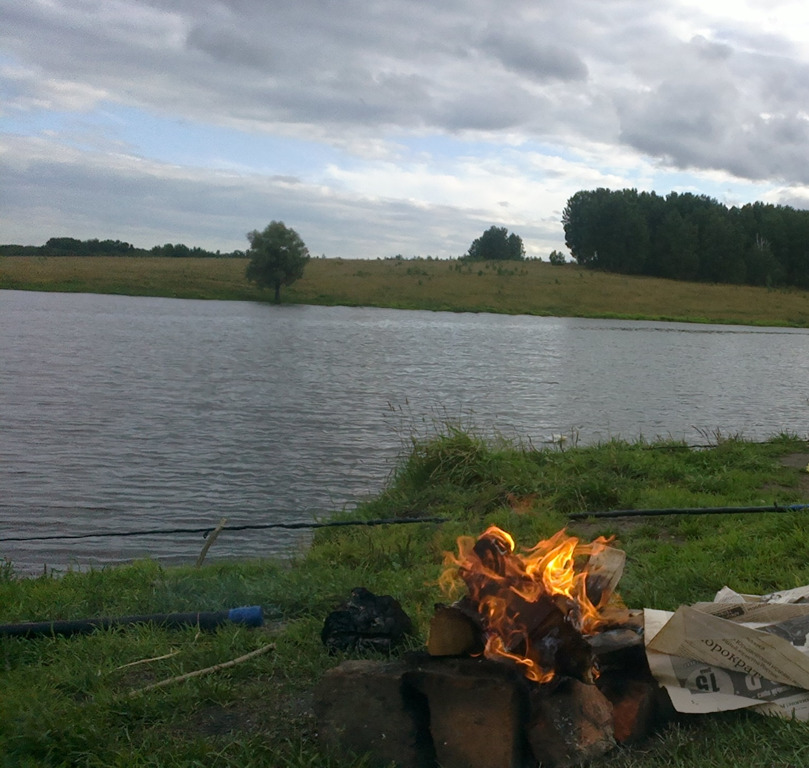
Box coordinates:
[0,64,109,113]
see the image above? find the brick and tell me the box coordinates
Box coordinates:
[526,678,615,768]
[314,660,433,768]
[598,675,659,745]
[406,656,529,768]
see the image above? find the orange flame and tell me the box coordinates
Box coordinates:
[441,525,624,682]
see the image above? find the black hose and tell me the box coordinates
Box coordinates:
[0,606,263,639]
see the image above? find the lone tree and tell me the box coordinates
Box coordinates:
[466,226,525,261]
[245,221,310,303]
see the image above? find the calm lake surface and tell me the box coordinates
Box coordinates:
[3,289,809,575]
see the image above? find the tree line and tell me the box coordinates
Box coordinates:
[0,237,245,259]
[562,188,809,288]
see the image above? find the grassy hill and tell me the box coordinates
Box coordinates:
[2,255,809,327]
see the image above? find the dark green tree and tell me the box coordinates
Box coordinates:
[548,250,566,265]
[466,226,525,261]
[563,188,649,273]
[744,234,784,287]
[697,208,746,283]
[653,209,699,280]
[562,188,611,266]
[245,221,310,302]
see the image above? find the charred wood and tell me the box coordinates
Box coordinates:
[320,587,413,654]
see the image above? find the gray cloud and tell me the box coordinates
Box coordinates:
[479,30,588,82]
[1,0,592,136]
[3,0,809,255]
[185,23,275,70]
[614,32,809,184]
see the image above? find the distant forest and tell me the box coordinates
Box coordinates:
[563,188,809,288]
[0,237,245,259]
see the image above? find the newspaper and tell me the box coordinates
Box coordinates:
[645,584,809,720]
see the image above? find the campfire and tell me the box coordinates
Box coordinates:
[315,527,664,768]
[316,524,809,766]
[430,525,629,684]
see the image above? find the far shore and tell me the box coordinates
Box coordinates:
[2,255,809,327]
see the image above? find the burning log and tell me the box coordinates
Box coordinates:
[452,588,597,684]
[433,526,626,683]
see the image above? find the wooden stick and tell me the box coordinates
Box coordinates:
[196,517,228,567]
[115,650,180,670]
[126,643,275,698]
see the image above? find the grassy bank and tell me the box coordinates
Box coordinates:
[3,255,809,326]
[2,429,809,765]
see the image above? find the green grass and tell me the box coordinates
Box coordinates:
[4,256,809,326]
[2,428,809,765]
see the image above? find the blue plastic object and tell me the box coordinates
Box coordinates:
[227,605,264,627]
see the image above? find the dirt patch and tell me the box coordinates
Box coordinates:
[190,704,251,737]
[779,453,809,471]
[776,453,809,499]
[180,687,316,741]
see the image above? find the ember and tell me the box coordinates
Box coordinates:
[436,526,629,682]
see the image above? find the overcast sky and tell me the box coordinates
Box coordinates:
[3,0,809,259]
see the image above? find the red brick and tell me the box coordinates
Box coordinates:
[526,678,615,768]
[406,656,528,768]
[314,660,433,768]
[598,676,659,744]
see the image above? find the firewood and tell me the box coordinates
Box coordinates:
[501,592,596,683]
[587,626,647,674]
[471,529,513,576]
[427,603,484,657]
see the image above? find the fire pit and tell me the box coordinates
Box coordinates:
[315,527,668,768]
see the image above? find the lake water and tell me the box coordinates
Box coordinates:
[2,289,809,575]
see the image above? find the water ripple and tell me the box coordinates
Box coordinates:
[2,290,808,574]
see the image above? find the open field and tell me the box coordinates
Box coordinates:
[3,255,809,326]
[3,429,809,765]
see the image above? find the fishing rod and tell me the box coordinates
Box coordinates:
[0,516,451,543]
[567,502,809,520]
[2,505,809,544]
